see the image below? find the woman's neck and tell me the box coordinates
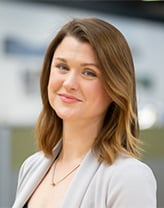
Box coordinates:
[60,119,102,162]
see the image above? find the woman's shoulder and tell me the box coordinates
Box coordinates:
[16,141,62,191]
[17,151,47,186]
[103,155,157,207]
[114,154,155,179]
[20,151,45,173]
[15,151,46,195]
[104,154,157,193]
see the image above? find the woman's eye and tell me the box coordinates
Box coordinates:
[56,64,69,71]
[83,70,97,77]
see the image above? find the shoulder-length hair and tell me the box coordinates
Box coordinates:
[35,17,141,164]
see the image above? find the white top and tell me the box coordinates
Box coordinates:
[12,140,157,208]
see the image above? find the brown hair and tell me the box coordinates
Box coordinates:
[35,17,141,164]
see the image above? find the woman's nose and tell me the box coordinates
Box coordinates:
[63,71,79,91]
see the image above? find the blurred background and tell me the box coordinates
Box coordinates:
[0,1,164,207]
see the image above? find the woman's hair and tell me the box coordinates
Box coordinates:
[35,17,141,164]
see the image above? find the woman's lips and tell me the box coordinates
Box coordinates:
[58,93,82,103]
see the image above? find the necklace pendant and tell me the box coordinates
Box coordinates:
[51,182,56,187]
[51,158,81,187]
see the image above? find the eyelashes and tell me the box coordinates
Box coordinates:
[82,70,97,77]
[55,63,98,78]
[56,64,69,72]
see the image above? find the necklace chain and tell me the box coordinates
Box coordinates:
[51,158,80,186]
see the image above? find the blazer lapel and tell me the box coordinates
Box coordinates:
[61,150,100,208]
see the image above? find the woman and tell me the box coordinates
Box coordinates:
[13,17,157,208]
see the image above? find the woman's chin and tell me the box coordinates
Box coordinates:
[56,111,77,121]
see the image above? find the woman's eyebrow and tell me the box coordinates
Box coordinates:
[81,63,98,67]
[54,57,67,63]
[54,57,98,68]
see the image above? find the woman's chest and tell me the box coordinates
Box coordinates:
[27,167,77,208]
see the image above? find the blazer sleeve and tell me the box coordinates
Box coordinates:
[107,159,157,208]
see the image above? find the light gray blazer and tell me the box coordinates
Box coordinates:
[12,140,157,208]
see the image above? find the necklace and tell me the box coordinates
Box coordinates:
[51,158,80,186]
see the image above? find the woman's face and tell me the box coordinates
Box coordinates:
[48,36,112,124]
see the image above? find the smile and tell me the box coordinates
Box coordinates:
[58,93,82,103]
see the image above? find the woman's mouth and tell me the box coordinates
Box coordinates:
[58,93,82,103]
